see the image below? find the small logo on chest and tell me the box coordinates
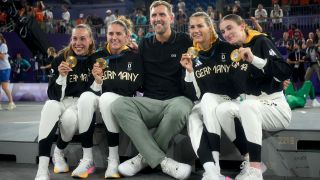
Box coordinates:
[194,58,203,67]
[127,62,132,71]
[221,53,226,62]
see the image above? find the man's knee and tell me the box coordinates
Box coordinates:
[111,97,135,122]
[167,97,193,119]
[169,97,193,111]
[111,97,128,111]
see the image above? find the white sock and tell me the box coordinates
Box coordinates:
[37,156,50,173]
[83,147,93,160]
[108,146,119,161]
[203,162,217,173]
[244,153,250,162]
[212,151,220,171]
[54,146,64,154]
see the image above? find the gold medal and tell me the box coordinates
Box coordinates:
[96,58,107,69]
[187,47,199,59]
[66,56,77,68]
[230,49,241,62]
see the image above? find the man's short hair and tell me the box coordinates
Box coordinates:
[149,0,173,15]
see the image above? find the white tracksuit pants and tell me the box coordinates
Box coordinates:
[216,91,292,147]
[38,97,78,143]
[77,91,122,134]
[188,93,234,164]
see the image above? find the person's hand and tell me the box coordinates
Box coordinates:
[250,16,257,22]
[58,61,72,77]
[40,66,45,70]
[128,40,138,50]
[239,47,254,63]
[92,63,103,84]
[180,53,193,73]
[283,79,290,90]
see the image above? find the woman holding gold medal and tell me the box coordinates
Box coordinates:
[35,24,96,180]
[217,14,292,180]
[76,18,143,179]
[180,12,250,180]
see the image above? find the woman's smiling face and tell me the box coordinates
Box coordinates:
[189,16,211,45]
[71,28,93,56]
[219,19,245,45]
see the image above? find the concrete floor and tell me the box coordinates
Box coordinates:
[0,161,202,180]
[0,160,319,180]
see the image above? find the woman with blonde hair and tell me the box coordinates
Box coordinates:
[35,24,96,180]
[117,15,139,51]
[76,18,143,179]
[181,12,249,180]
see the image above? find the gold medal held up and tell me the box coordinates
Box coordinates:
[66,56,77,68]
[96,58,107,69]
[230,49,241,62]
[187,47,199,59]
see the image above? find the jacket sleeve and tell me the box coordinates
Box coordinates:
[253,36,292,81]
[47,55,64,101]
[181,69,199,101]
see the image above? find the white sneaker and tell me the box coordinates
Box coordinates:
[235,160,249,180]
[202,172,233,180]
[105,158,120,179]
[202,163,232,180]
[312,99,320,107]
[235,166,263,180]
[52,150,69,173]
[35,170,50,180]
[235,160,267,180]
[71,159,95,178]
[160,157,191,180]
[118,154,148,177]
[6,102,16,110]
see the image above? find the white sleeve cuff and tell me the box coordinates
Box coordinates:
[251,55,267,70]
[184,70,195,82]
[193,79,201,99]
[184,70,201,99]
[56,75,67,86]
[90,81,103,92]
